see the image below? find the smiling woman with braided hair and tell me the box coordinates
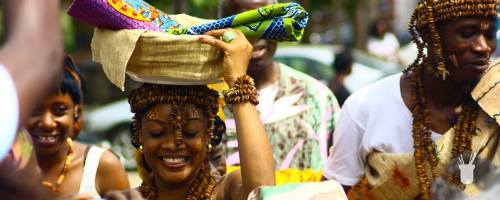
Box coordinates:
[117,29,275,200]
[323,0,500,199]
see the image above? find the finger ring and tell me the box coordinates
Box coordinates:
[222,31,236,43]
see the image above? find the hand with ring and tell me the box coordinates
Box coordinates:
[199,29,253,88]
[222,31,237,43]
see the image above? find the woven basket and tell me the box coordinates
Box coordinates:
[92,14,224,90]
[126,31,224,85]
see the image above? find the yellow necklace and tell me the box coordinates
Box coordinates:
[42,138,74,193]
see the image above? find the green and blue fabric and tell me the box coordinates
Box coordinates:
[170,3,309,42]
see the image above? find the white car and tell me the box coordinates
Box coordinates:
[275,44,401,92]
[81,45,400,169]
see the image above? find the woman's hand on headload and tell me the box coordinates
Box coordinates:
[199,29,253,88]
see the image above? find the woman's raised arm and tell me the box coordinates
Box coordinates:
[200,29,275,199]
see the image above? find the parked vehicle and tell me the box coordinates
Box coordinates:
[80,45,401,169]
[275,44,400,92]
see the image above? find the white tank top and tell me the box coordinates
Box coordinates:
[78,146,106,199]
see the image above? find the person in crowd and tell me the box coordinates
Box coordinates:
[329,49,353,106]
[323,0,499,199]
[27,56,130,199]
[116,29,275,200]
[367,18,401,64]
[0,0,63,161]
[219,0,340,172]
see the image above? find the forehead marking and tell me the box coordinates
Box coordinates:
[186,106,202,119]
[480,21,489,31]
[146,109,160,121]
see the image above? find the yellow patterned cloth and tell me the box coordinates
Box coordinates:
[227,166,323,185]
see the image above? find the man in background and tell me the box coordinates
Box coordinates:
[329,49,353,106]
[219,0,340,172]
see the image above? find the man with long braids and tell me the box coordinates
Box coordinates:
[323,0,499,199]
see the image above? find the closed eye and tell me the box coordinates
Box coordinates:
[149,131,164,138]
[183,131,199,138]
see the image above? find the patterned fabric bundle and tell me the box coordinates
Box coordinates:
[68,0,308,42]
[68,0,178,32]
[173,3,309,42]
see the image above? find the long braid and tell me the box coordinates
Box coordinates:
[447,98,479,187]
[411,66,433,200]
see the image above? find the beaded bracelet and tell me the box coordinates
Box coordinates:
[223,75,259,105]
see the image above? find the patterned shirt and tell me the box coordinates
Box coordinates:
[222,63,340,171]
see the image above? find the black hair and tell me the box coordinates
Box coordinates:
[369,18,389,38]
[211,116,225,146]
[333,49,353,75]
[57,55,85,104]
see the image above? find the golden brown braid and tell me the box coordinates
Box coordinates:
[410,62,480,199]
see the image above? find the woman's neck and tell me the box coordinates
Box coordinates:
[154,176,191,200]
[36,144,70,173]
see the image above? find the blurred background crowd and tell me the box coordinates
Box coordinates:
[1,0,497,187]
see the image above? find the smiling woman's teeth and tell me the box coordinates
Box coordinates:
[37,135,58,143]
[161,157,188,164]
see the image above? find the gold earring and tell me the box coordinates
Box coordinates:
[139,145,144,153]
[207,144,213,153]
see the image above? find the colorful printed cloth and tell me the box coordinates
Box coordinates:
[222,64,340,171]
[173,3,308,42]
[68,0,308,42]
[68,0,177,32]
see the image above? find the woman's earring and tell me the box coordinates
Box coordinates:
[207,144,213,153]
[139,145,144,153]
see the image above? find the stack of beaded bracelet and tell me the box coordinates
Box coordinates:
[223,75,259,105]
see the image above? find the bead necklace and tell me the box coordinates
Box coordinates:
[139,162,216,200]
[42,137,74,193]
[411,63,477,200]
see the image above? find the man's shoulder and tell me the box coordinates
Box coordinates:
[344,73,401,111]
[278,63,333,93]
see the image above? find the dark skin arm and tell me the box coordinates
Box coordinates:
[0,0,63,128]
[96,151,131,196]
[200,29,275,200]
